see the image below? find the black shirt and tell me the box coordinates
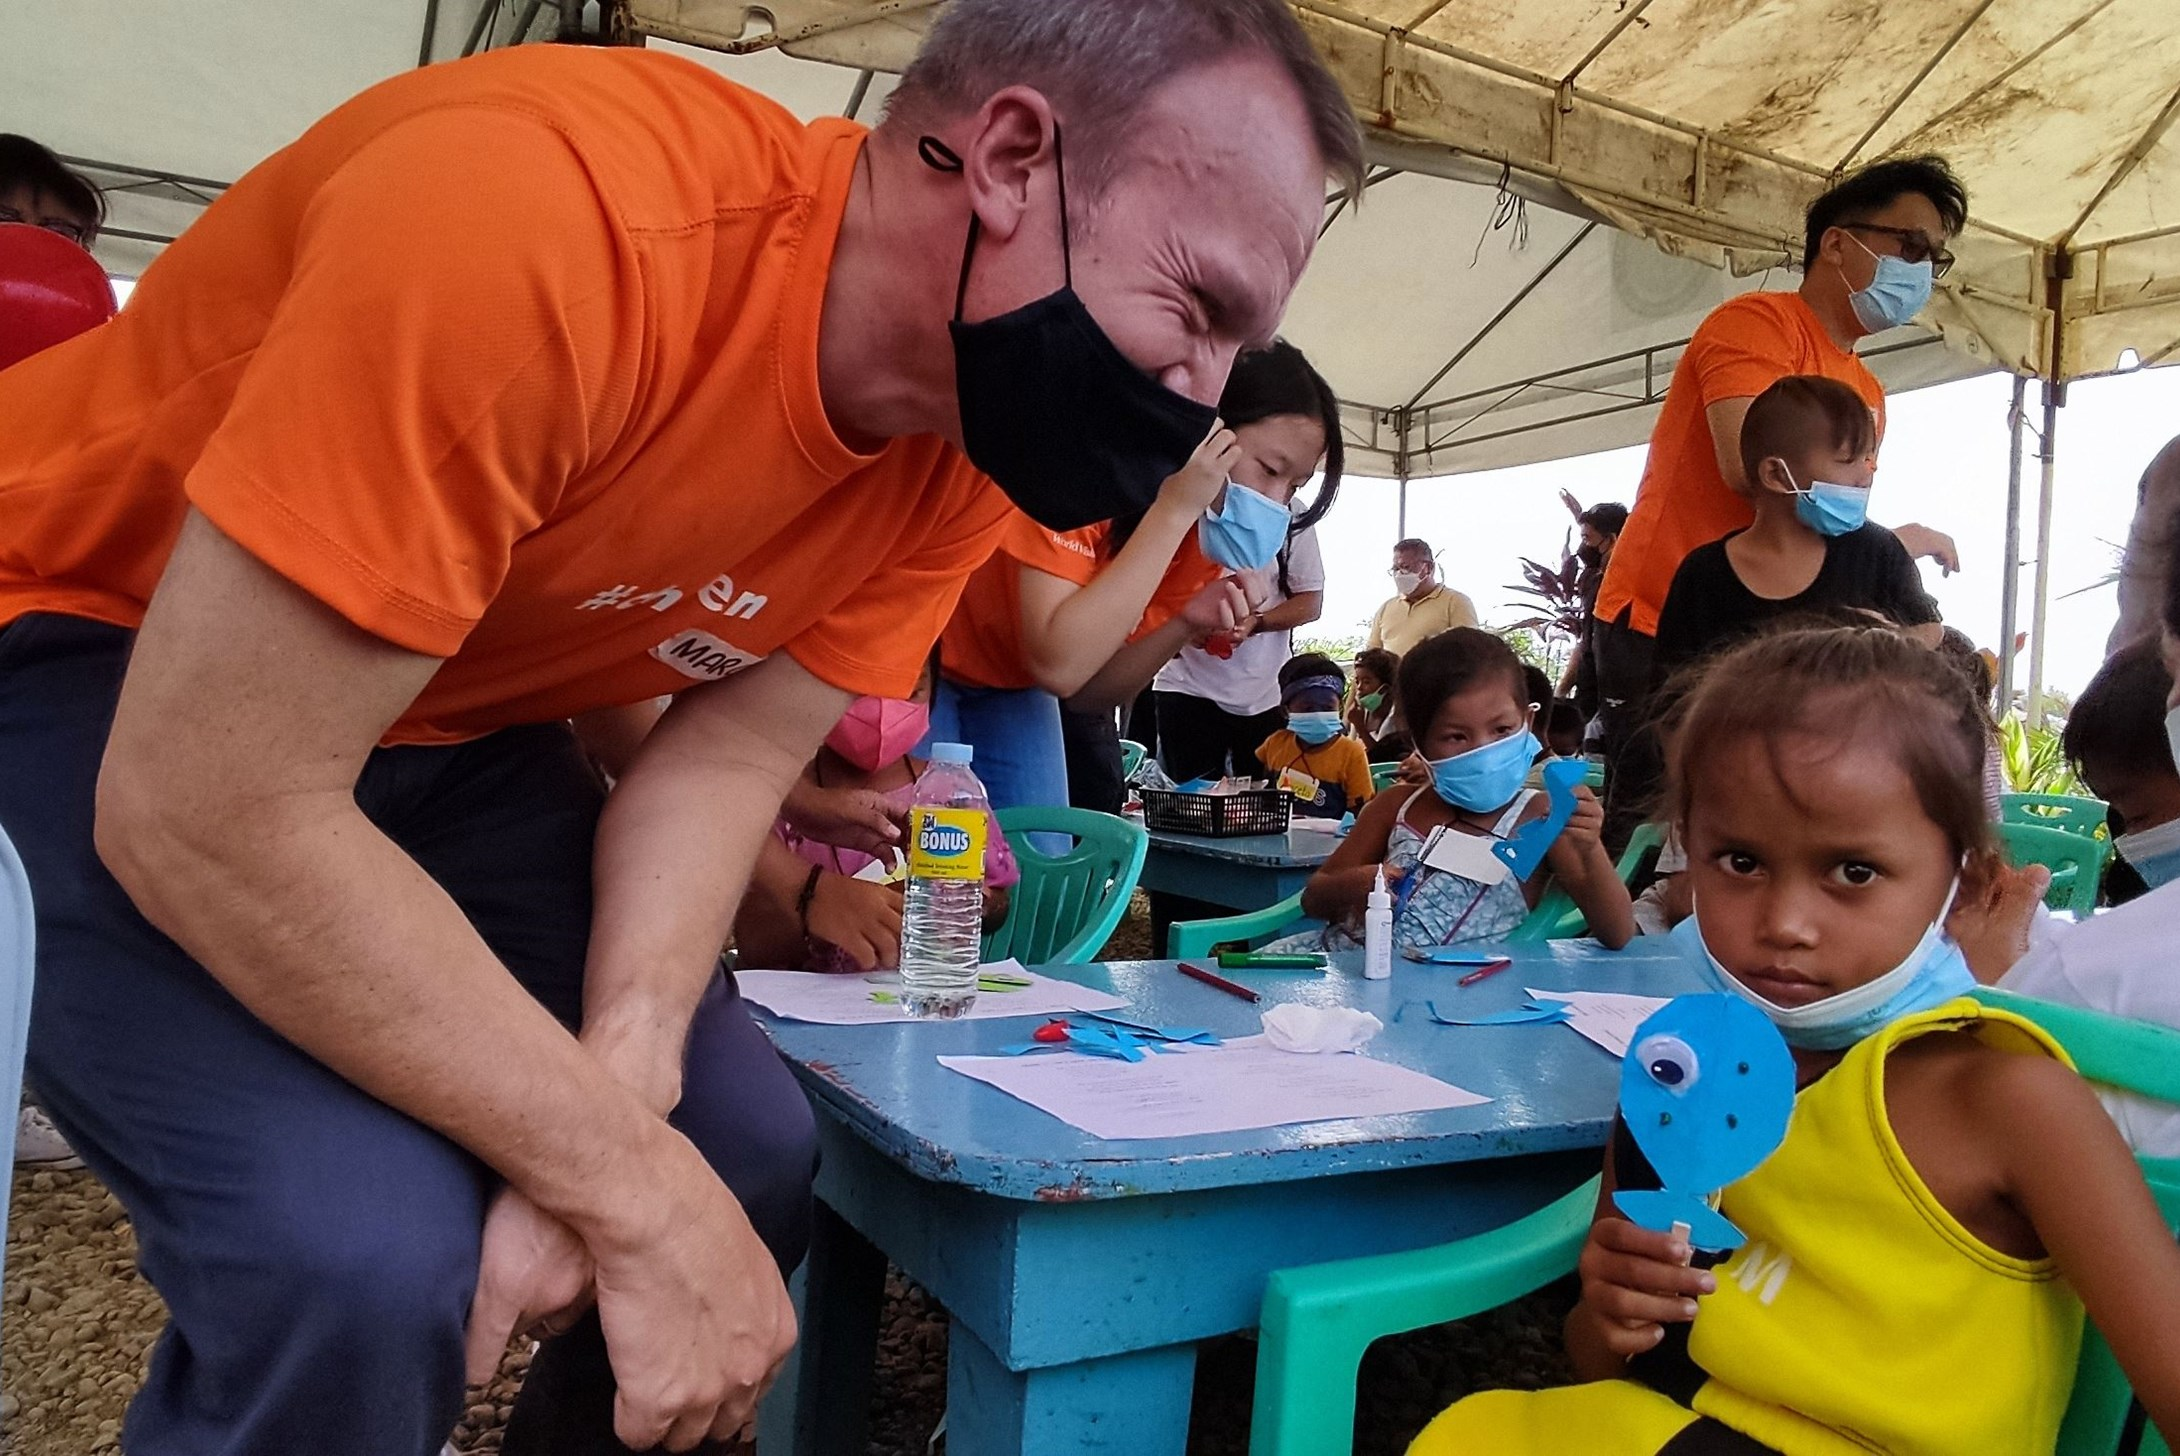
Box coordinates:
[1652,524,1939,687]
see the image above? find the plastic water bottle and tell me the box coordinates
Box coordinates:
[900,741,991,1017]
[1363,868,1393,981]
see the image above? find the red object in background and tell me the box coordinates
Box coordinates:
[1033,1020,1070,1044]
[0,223,117,372]
[1204,634,1237,659]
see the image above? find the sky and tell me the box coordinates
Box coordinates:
[1303,365,2179,701]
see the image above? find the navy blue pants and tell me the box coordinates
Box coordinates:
[0,615,818,1456]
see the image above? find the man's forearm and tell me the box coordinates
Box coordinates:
[579,669,841,1114]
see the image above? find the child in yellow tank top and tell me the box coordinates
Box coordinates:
[1410,624,2180,1455]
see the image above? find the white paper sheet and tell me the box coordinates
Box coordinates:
[938,1035,1489,1139]
[737,962,1127,1025]
[1527,988,1672,1058]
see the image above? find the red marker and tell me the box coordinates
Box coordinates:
[1456,957,1514,988]
[1179,961,1262,1004]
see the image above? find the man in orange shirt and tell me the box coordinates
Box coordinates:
[1591,155,1968,842]
[0,5,1362,1452]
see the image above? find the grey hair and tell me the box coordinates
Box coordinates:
[884,0,1364,199]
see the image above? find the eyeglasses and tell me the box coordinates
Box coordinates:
[0,206,93,249]
[1843,223,1954,279]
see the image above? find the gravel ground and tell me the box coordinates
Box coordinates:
[2,896,1570,1454]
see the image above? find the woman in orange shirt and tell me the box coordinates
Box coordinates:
[932,342,1344,811]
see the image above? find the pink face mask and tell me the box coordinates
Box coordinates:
[825,697,930,773]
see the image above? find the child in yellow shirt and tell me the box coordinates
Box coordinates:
[1256,653,1376,820]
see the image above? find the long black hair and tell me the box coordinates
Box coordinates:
[1110,338,1344,599]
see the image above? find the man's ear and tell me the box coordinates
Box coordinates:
[958,86,1060,247]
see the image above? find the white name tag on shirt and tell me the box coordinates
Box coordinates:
[1419,825,1511,886]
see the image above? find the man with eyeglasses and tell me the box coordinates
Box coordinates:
[1591,154,1970,847]
[1366,537,1479,658]
[0,134,102,249]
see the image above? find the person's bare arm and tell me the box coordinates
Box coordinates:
[580,655,849,1114]
[1018,430,1235,696]
[1985,1054,2180,1444]
[1299,789,1402,926]
[1068,577,1251,714]
[1703,396,1757,493]
[100,511,800,1449]
[1543,788,1635,949]
[572,699,669,782]
[1256,588,1322,632]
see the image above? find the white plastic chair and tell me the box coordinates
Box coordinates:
[0,823,36,1297]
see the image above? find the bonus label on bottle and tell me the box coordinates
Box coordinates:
[908,807,987,881]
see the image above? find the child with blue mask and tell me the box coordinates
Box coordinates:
[1254,652,1375,821]
[1270,629,1632,955]
[2061,641,2180,899]
[1651,375,1943,701]
[1411,621,2180,1456]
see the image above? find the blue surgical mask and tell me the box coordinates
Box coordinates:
[1288,711,1343,746]
[1671,879,1973,1050]
[1779,463,1870,538]
[2117,816,2180,890]
[1197,481,1290,571]
[1427,727,1539,813]
[1843,233,1934,332]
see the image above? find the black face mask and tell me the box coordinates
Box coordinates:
[1577,544,1603,569]
[922,130,1218,533]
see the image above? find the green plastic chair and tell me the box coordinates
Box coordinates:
[1167,891,1312,958]
[983,807,1147,966]
[1999,820,2112,917]
[1247,988,2180,1456]
[2002,792,2111,837]
[1506,822,1665,944]
[1119,739,1148,780]
[1370,761,1404,792]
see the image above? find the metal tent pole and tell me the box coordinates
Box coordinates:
[1997,374,2026,712]
[1398,475,1409,539]
[2026,379,2062,728]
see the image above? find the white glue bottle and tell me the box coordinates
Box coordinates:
[1363,868,1393,981]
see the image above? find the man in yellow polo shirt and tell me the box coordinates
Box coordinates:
[0,3,1362,1450]
[1367,537,1480,656]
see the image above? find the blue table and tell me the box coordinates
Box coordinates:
[753,940,1702,1456]
[1139,826,1337,953]
[1139,826,1335,910]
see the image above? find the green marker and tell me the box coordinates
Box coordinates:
[1216,950,1327,970]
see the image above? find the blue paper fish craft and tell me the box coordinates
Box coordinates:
[1613,994,1795,1253]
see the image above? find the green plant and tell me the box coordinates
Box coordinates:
[1496,626,1561,679]
[1997,710,2083,796]
[1293,629,1367,665]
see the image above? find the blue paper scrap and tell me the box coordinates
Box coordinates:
[1492,756,1585,879]
[997,1014,1222,1062]
[1612,994,1795,1253]
[1397,999,1574,1027]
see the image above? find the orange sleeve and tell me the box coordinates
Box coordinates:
[1685,297,1803,408]
[786,468,1016,698]
[1130,536,1225,642]
[184,108,633,657]
[998,514,1104,588]
[1256,731,1294,773]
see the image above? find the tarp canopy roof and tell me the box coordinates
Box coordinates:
[7,1,2172,480]
[627,0,2179,472]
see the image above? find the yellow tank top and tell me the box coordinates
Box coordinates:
[1687,999,2083,1455]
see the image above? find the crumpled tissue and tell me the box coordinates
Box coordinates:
[1261,1004,1383,1054]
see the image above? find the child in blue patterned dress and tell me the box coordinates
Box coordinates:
[1279,627,1634,953]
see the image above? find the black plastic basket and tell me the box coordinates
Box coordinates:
[1139,786,1291,838]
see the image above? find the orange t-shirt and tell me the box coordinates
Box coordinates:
[0,46,1010,744]
[1594,291,1885,637]
[940,512,1223,691]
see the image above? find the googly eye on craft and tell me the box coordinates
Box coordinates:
[1635,1033,1700,1096]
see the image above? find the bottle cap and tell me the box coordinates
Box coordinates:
[1368,866,1391,908]
[930,741,974,765]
